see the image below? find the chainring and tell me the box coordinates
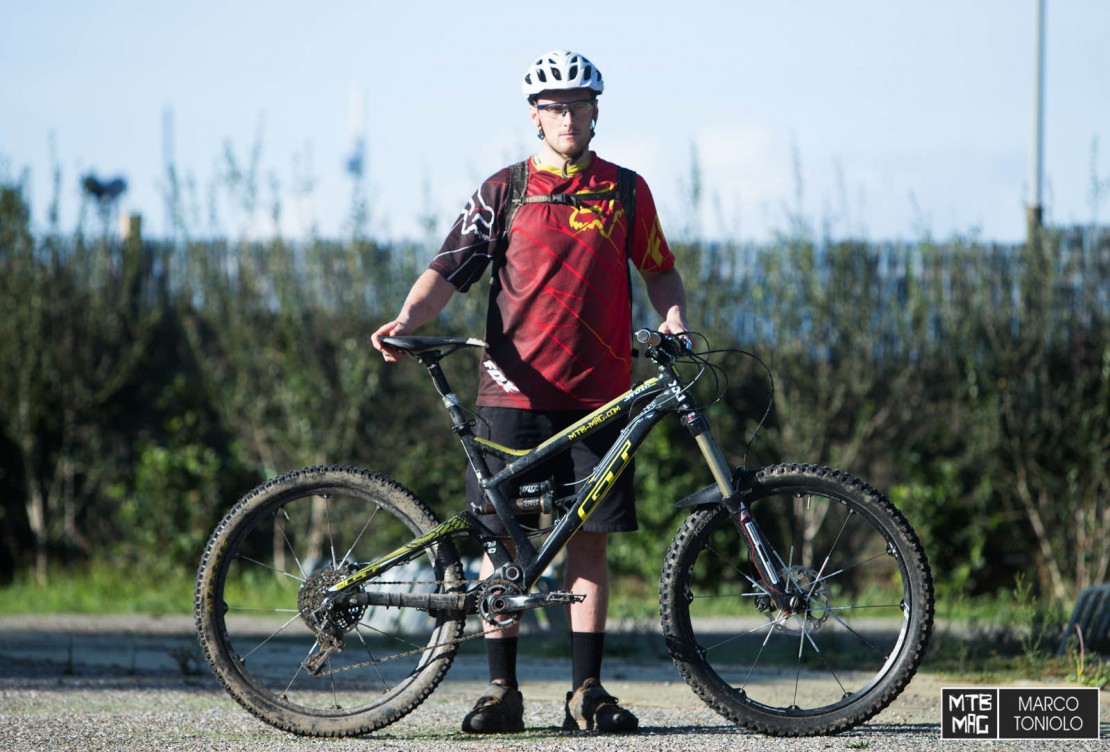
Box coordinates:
[477,577,524,628]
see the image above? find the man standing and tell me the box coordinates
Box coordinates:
[372,49,688,734]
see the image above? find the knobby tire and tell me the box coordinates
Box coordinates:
[194,465,465,737]
[659,463,934,737]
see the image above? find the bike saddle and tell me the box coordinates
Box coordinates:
[379,336,487,354]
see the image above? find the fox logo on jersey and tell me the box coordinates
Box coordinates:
[568,181,624,240]
[459,190,497,240]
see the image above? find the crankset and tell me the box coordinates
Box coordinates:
[477,577,585,627]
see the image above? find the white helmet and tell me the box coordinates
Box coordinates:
[521,50,604,101]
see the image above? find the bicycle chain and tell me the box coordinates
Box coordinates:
[310,578,513,677]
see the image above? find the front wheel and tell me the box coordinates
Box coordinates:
[659,464,934,736]
[194,465,465,737]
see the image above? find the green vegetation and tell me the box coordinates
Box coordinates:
[1,144,1108,683]
[925,576,1108,688]
[0,561,196,615]
[3,565,1104,686]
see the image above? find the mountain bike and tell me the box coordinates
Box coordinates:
[194,330,934,738]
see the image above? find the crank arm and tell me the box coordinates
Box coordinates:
[492,590,585,614]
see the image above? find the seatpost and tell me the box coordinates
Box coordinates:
[422,358,471,433]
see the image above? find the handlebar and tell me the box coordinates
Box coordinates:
[635,328,690,358]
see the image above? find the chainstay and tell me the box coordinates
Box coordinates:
[311,578,511,677]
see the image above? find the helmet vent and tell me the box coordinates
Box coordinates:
[521,50,604,99]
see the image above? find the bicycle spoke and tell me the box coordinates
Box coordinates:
[740,619,780,688]
[340,505,380,567]
[196,467,466,735]
[239,611,308,663]
[236,553,304,584]
[703,543,763,590]
[276,507,310,580]
[285,640,317,697]
[323,494,337,569]
[660,465,933,735]
[350,624,394,693]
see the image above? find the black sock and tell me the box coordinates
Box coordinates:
[571,631,605,689]
[486,637,519,688]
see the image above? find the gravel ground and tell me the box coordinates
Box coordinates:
[1,614,1105,752]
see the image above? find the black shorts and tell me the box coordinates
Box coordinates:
[465,406,638,534]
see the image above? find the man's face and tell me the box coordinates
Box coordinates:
[529,88,598,157]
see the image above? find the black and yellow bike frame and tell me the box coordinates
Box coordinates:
[325,337,782,616]
[329,335,738,602]
[330,376,673,595]
[470,375,669,579]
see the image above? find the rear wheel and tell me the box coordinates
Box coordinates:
[659,464,933,736]
[195,465,465,737]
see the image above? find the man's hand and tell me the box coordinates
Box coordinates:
[371,320,407,362]
[370,269,457,363]
[657,315,689,338]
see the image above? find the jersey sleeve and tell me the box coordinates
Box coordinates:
[628,174,675,274]
[428,167,511,293]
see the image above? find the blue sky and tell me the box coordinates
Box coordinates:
[3,1,1109,244]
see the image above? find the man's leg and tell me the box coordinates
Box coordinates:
[565,530,610,630]
[462,407,542,734]
[461,551,525,734]
[479,549,521,680]
[565,530,609,684]
[562,531,638,732]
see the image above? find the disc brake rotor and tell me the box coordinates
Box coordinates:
[755,566,831,633]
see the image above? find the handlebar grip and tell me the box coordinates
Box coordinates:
[636,328,692,357]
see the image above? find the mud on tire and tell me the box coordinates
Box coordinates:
[659,463,934,736]
[194,465,465,737]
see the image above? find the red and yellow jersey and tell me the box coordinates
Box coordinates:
[430,153,675,410]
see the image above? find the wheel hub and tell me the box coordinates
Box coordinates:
[755,566,831,632]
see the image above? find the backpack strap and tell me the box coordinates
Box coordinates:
[616,166,637,320]
[500,160,531,245]
[616,166,636,259]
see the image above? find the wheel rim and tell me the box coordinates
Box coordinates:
[201,481,462,724]
[673,490,921,720]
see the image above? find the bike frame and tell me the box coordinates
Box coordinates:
[329,338,787,611]
[473,375,676,582]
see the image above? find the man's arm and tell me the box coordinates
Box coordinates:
[640,267,689,335]
[371,268,457,362]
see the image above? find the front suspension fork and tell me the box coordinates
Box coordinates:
[682,412,792,610]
